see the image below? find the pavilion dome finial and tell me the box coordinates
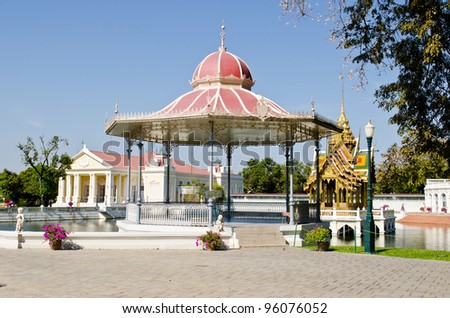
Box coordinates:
[191,25,255,90]
[191,49,254,89]
[219,21,226,52]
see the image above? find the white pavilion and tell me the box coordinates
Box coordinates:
[424,179,449,213]
[54,145,243,210]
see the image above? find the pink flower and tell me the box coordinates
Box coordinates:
[42,224,69,244]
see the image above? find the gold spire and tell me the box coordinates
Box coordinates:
[337,74,347,126]
[332,75,355,151]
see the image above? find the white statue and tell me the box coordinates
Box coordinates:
[215,214,224,232]
[15,207,24,232]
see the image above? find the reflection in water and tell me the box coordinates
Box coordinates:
[332,223,450,251]
[0,219,119,232]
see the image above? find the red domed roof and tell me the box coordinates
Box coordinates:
[191,49,254,90]
[154,86,289,118]
[150,47,289,119]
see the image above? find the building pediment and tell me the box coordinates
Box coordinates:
[70,146,112,171]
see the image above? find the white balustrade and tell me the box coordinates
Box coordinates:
[138,201,288,225]
[140,203,209,226]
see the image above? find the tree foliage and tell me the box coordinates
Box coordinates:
[0,168,41,206]
[375,134,448,194]
[241,158,311,193]
[17,136,72,206]
[0,169,22,205]
[282,1,450,163]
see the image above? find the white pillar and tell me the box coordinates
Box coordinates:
[73,174,81,205]
[88,173,96,204]
[105,173,114,206]
[56,177,66,204]
[117,174,122,203]
[122,174,127,203]
[92,173,98,205]
[65,175,72,204]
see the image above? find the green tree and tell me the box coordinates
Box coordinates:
[18,168,41,206]
[293,160,311,193]
[241,158,311,193]
[375,135,448,194]
[282,1,450,163]
[242,158,279,193]
[17,136,72,206]
[274,160,311,194]
[0,168,42,206]
[0,169,22,205]
[213,183,226,203]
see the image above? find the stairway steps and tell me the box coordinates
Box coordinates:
[234,226,287,247]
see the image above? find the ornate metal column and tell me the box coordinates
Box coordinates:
[289,140,295,225]
[315,138,321,223]
[284,143,290,213]
[163,141,172,204]
[364,120,375,253]
[225,143,236,221]
[125,137,133,204]
[208,121,215,227]
[209,121,214,192]
[136,140,143,224]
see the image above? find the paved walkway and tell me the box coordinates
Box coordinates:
[0,247,449,298]
[398,213,450,225]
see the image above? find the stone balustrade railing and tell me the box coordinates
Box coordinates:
[321,208,395,220]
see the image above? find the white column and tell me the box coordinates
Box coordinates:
[65,175,72,204]
[434,193,439,212]
[73,174,81,205]
[117,174,122,203]
[88,174,96,204]
[92,173,98,205]
[105,173,114,206]
[56,177,66,204]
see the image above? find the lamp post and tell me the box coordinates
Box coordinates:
[364,120,375,253]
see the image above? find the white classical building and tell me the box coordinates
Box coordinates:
[54,145,243,210]
[424,179,449,213]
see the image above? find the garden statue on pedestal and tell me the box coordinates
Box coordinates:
[15,207,24,232]
[215,214,224,232]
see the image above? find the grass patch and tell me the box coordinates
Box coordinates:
[301,245,450,262]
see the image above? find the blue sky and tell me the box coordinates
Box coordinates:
[0,0,400,173]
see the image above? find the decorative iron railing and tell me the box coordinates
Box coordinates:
[136,201,318,226]
[217,202,287,221]
[140,203,209,226]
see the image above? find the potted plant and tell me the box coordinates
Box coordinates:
[196,231,224,250]
[42,224,70,250]
[304,226,331,251]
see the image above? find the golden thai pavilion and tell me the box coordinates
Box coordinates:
[305,89,372,210]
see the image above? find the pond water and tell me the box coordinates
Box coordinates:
[0,219,119,232]
[332,223,450,251]
[1,219,449,251]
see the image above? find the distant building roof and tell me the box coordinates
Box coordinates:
[90,150,210,175]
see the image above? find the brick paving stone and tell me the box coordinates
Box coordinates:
[0,247,449,298]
